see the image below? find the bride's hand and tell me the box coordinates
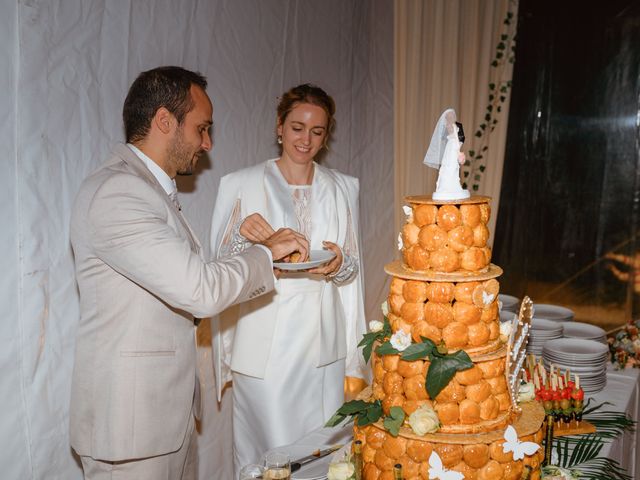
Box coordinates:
[458,151,466,165]
[307,241,342,276]
[239,213,275,243]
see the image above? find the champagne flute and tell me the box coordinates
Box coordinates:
[263,451,291,480]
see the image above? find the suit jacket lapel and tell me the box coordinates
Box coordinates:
[114,144,201,255]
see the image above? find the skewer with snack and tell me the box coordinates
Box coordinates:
[526,355,586,430]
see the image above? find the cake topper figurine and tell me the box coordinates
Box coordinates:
[423,108,471,200]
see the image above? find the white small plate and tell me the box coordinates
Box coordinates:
[533,303,575,321]
[273,250,336,271]
[543,338,608,357]
[561,322,606,339]
[499,294,520,312]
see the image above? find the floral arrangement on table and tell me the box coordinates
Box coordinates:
[608,320,640,369]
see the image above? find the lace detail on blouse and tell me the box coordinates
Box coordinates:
[331,205,359,285]
[217,199,250,259]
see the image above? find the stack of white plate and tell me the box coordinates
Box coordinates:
[533,303,575,322]
[562,322,607,344]
[527,318,564,356]
[499,294,520,313]
[542,338,608,394]
[499,309,517,323]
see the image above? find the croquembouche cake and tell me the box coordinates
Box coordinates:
[328,111,546,480]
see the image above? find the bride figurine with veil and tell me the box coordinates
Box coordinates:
[423,108,470,201]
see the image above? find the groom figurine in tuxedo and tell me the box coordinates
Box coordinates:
[69,66,308,479]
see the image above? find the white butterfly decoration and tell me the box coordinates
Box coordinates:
[428,452,464,480]
[397,232,403,250]
[402,205,413,222]
[502,425,540,461]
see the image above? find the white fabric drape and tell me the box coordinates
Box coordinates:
[395,0,518,240]
[0,1,393,479]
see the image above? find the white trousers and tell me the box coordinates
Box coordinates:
[231,281,345,475]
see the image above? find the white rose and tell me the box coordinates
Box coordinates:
[381,301,389,317]
[408,404,440,435]
[390,330,412,352]
[517,381,535,403]
[369,320,384,333]
[397,232,403,250]
[499,321,512,343]
[327,461,355,480]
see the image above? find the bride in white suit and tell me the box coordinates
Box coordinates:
[210,84,367,472]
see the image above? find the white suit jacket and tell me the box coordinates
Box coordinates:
[69,144,274,461]
[209,160,367,400]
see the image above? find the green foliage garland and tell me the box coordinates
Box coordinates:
[461,2,517,192]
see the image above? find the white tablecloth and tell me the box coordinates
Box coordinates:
[589,366,640,478]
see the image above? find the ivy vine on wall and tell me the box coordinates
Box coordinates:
[461,3,518,192]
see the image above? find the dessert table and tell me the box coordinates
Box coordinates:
[290,365,640,479]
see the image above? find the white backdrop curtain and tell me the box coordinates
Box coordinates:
[394,0,518,239]
[0,1,393,479]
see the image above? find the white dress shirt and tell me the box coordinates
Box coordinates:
[127,143,177,197]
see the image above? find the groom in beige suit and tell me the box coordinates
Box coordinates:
[69,67,308,479]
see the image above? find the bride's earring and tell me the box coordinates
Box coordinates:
[277,135,283,145]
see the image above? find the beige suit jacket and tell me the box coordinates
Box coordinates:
[69,144,273,461]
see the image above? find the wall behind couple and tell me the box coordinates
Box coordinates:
[0,1,393,478]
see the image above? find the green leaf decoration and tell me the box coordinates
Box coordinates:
[376,341,400,356]
[401,338,435,361]
[479,165,486,172]
[425,350,473,398]
[358,316,393,364]
[325,400,384,428]
[356,401,383,427]
[472,185,479,191]
[383,406,406,437]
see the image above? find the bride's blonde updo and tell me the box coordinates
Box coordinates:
[276,84,336,140]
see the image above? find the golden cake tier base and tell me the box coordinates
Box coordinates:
[365,400,544,444]
[405,194,491,205]
[552,418,596,437]
[352,401,545,480]
[385,260,503,283]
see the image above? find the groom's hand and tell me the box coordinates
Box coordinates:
[263,228,309,263]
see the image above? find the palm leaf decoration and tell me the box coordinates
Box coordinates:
[550,401,635,480]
